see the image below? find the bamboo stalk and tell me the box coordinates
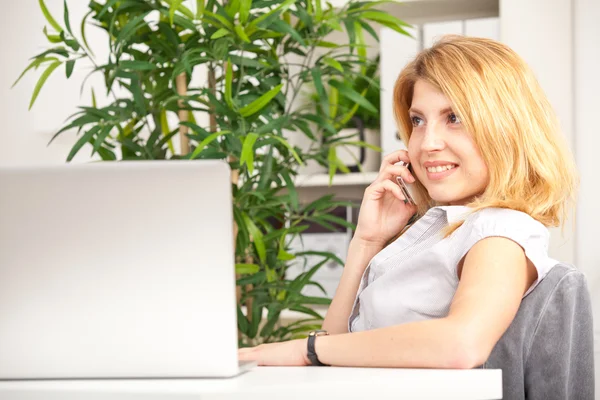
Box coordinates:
[208,64,217,133]
[175,73,190,155]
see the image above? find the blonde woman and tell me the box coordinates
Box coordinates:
[239,35,586,390]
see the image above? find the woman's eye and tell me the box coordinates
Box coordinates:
[410,116,423,127]
[448,113,461,124]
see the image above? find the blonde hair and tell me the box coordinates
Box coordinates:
[392,35,578,238]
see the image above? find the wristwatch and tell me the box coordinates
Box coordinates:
[307,330,329,366]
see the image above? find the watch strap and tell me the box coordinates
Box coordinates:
[307,330,329,366]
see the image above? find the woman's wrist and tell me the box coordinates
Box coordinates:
[349,237,386,252]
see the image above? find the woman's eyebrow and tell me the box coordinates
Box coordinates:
[408,107,454,116]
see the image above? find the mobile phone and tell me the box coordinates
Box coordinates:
[395,162,416,206]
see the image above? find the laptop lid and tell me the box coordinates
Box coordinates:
[0,160,242,379]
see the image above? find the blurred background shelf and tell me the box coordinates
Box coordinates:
[241,306,328,322]
[294,172,378,188]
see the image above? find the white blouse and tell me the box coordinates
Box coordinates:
[348,206,558,332]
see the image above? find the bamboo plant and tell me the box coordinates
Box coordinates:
[15,0,411,346]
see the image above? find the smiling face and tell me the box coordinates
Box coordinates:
[407,80,489,206]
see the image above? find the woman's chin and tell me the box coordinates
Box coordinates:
[429,192,468,206]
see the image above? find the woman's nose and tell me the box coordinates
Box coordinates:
[420,125,446,152]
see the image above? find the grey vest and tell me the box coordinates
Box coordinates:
[482,263,595,399]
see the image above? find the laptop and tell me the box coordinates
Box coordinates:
[0,160,257,379]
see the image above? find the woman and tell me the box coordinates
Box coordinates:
[238,35,578,369]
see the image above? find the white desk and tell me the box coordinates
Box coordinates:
[0,367,502,399]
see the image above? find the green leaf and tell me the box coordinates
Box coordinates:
[319,213,356,230]
[295,295,331,306]
[337,140,381,152]
[97,0,119,19]
[328,146,337,180]
[372,20,411,38]
[160,110,176,155]
[163,0,195,19]
[270,19,305,46]
[326,19,344,32]
[225,0,240,18]
[315,0,322,20]
[63,0,73,35]
[234,23,251,43]
[249,0,296,29]
[211,28,230,39]
[359,11,411,28]
[329,79,377,113]
[203,11,234,30]
[190,130,231,159]
[120,60,157,71]
[80,11,95,56]
[43,26,62,43]
[242,213,267,264]
[280,171,298,211]
[235,263,260,274]
[288,259,328,295]
[247,303,264,338]
[115,11,151,50]
[32,46,69,59]
[358,20,378,41]
[336,87,366,128]
[39,0,63,33]
[259,311,281,337]
[96,146,117,161]
[288,306,323,320]
[295,250,344,268]
[329,85,338,119]
[240,133,259,174]
[255,115,290,135]
[311,68,328,117]
[196,0,205,18]
[93,125,113,154]
[67,125,99,162]
[65,60,75,78]
[315,40,338,48]
[355,21,367,71]
[239,0,251,23]
[91,88,97,108]
[268,135,303,165]
[225,60,234,108]
[237,306,249,335]
[277,244,296,261]
[170,0,184,25]
[322,57,343,73]
[12,57,58,88]
[239,83,283,117]
[29,60,62,110]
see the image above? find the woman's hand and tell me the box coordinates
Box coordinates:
[238,339,310,366]
[354,150,418,247]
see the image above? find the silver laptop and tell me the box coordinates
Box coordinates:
[0,160,256,379]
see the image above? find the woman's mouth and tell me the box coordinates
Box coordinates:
[425,164,458,181]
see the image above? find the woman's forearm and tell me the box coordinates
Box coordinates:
[316,317,481,369]
[321,239,384,334]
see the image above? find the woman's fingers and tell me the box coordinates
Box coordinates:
[381,150,410,170]
[368,179,406,202]
[374,164,415,184]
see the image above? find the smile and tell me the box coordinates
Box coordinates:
[426,164,458,181]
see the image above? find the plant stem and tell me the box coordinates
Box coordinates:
[176,72,190,155]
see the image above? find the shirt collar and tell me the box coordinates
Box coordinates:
[432,205,471,225]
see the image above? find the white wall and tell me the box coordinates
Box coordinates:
[500,0,575,265]
[502,0,600,393]
[0,1,106,165]
[574,0,600,395]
